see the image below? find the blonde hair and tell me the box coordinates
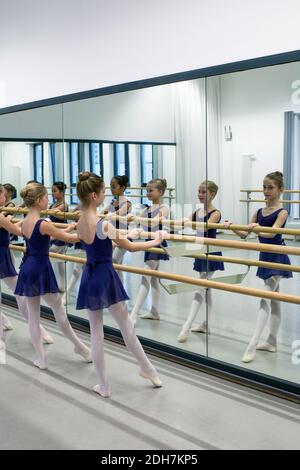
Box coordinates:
[76,172,105,204]
[200,180,219,195]
[20,183,47,208]
[265,171,284,189]
[147,178,167,195]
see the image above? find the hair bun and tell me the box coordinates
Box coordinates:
[275,171,283,177]
[79,172,91,182]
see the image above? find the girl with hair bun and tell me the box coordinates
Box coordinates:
[103,175,132,283]
[14,182,91,369]
[130,178,169,326]
[225,171,292,363]
[49,181,69,292]
[0,184,51,342]
[75,172,166,397]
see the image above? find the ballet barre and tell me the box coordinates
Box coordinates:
[240,199,300,203]
[240,189,300,222]
[5,207,300,237]
[8,244,300,305]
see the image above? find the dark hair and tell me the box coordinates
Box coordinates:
[76,172,105,204]
[3,183,17,199]
[26,179,39,184]
[265,171,284,189]
[111,175,129,189]
[53,181,67,193]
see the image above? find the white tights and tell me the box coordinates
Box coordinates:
[26,293,90,368]
[0,276,51,341]
[180,271,214,333]
[88,301,156,394]
[130,260,160,319]
[112,246,126,283]
[246,275,282,352]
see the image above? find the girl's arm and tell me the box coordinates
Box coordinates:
[257,209,288,238]
[49,203,68,221]
[224,211,258,239]
[40,220,79,243]
[0,215,22,236]
[103,221,166,252]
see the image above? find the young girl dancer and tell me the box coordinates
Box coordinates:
[130,178,169,326]
[226,171,292,363]
[14,182,91,369]
[104,175,132,283]
[75,172,166,397]
[49,182,68,292]
[0,185,53,342]
[177,180,224,343]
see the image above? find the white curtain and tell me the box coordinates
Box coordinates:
[174,77,222,217]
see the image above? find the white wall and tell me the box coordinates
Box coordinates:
[219,61,300,223]
[1,0,300,108]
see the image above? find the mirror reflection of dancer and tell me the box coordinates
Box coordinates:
[62,205,84,305]
[75,172,166,397]
[177,181,224,343]
[0,184,53,342]
[49,182,68,292]
[14,183,92,369]
[130,179,169,326]
[225,171,292,363]
[103,175,132,283]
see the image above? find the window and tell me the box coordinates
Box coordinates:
[89,143,103,176]
[69,142,85,204]
[141,144,153,204]
[49,143,56,182]
[33,143,44,183]
[113,143,130,181]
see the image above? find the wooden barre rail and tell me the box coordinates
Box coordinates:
[46,186,176,191]
[240,199,300,204]
[4,207,300,237]
[241,189,300,194]
[9,245,300,305]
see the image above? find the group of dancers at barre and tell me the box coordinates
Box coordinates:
[0,170,295,396]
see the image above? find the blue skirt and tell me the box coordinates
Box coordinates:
[0,247,17,279]
[193,251,224,272]
[257,251,293,280]
[15,255,59,297]
[144,239,169,262]
[76,261,129,311]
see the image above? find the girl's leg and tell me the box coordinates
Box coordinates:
[130,260,158,326]
[178,272,214,343]
[140,260,160,320]
[257,277,282,352]
[42,293,92,362]
[87,309,110,397]
[243,275,281,362]
[3,276,53,344]
[62,264,82,305]
[109,301,162,387]
[112,246,126,284]
[26,296,47,369]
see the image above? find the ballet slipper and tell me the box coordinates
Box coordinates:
[177,329,188,343]
[191,322,210,334]
[74,345,93,362]
[93,384,111,398]
[256,342,277,352]
[242,344,256,363]
[33,359,48,370]
[139,369,162,387]
[42,333,54,345]
[140,308,160,320]
[3,319,13,331]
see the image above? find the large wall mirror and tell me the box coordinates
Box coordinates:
[1,58,300,395]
